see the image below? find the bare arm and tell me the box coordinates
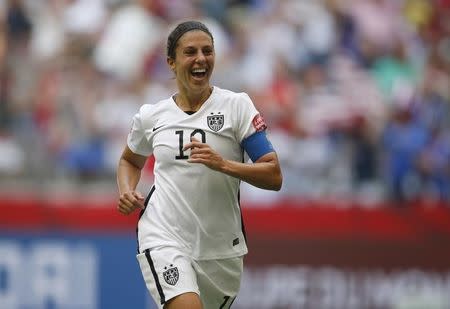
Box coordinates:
[184,138,282,191]
[221,152,282,190]
[117,146,148,215]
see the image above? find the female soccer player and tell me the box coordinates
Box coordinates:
[117,20,282,309]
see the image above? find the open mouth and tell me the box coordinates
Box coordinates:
[191,68,207,79]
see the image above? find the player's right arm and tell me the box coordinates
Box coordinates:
[117,146,147,215]
[118,103,155,215]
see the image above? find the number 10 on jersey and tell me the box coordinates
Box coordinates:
[175,129,206,160]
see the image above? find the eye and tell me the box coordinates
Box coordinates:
[203,48,213,55]
[184,48,196,55]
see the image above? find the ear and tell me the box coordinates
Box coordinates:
[167,57,176,72]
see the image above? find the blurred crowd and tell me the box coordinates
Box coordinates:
[0,0,449,204]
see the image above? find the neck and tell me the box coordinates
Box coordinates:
[176,86,212,111]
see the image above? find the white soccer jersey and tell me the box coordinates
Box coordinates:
[128,86,263,260]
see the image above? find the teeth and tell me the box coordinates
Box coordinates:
[192,68,206,73]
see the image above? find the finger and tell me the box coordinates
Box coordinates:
[119,197,135,210]
[187,158,204,164]
[133,191,144,199]
[134,200,145,209]
[189,148,211,155]
[117,203,132,215]
[190,153,210,160]
[119,196,142,212]
[182,142,193,151]
[187,155,210,163]
[183,141,206,151]
[121,192,136,203]
[132,191,145,201]
[120,208,133,216]
[121,196,143,210]
[123,197,144,210]
[121,201,141,214]
[122,192,142,203]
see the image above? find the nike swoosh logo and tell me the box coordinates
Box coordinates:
[152,125,165,132]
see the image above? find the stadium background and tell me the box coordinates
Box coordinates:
[1,0,449,308]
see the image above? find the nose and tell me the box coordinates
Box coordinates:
[195,51,206,63]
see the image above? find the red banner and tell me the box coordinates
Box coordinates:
[2,195,450,308]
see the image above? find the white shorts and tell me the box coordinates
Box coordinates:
[137,246,243,308]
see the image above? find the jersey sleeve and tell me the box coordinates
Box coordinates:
[127,105,153,156]
[234,93,267,142]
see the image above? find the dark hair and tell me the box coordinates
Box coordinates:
[166,21,214,60]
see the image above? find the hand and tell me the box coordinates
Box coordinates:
[183,137,225,171]
[117,190,145,215]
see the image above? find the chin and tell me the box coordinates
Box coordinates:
[190,81,210,90]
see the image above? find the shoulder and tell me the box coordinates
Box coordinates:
[136,97,172,127]
[213,86,252,105]
[139,97,171,114]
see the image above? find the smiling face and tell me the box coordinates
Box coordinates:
[167,30,215,96]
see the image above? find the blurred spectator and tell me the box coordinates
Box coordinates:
[6,0,31,41]
[252,57,298,134]
[0,0,449,205]
[413,56,450,202]
[403,0,433,31]
[349,0,401,55]
[29,0,66,61]
[284,0,336,68]
[63,0,107,36]
[417,125,450,202]
[1,13,8,129]
[381,92,429,203]
[93,0,165,80]
[371,38,419,103]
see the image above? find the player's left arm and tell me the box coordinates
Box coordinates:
[184,134,282,191]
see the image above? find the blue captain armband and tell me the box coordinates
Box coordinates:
[241,131,275,162]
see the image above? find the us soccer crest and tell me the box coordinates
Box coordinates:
[207,113,224,132]
[163,264,179,286]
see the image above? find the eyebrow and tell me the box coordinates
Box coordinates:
[182,45,213,52]
[183,43,213,48]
